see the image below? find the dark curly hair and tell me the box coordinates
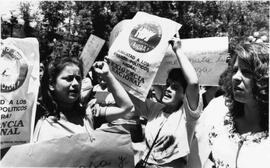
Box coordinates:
[37,56,85,120]
[224,42,269,132]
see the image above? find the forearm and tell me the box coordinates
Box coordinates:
[102,72,134,118]
[175,48,200,110]
[175,49,198,86]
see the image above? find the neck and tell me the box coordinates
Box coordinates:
[243,101,260,124]
[58,103,76,117]
[163,101,183,113]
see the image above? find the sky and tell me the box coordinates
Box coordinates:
[0,0,39,15]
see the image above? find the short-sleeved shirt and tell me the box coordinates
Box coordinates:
[135,94,203,165]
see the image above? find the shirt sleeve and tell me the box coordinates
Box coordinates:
[184,93,203,121]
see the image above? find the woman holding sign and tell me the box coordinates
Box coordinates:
[133,34,203,168]
[203,42,269,168]
[34,56,134,142]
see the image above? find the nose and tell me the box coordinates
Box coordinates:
[232,70,242,84]
[71,78,79,87]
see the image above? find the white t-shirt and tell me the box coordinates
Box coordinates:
[135,94,203,165]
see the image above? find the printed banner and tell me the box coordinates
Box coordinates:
[1,126,134,167]
[153,37,229,86]
[80,34,105,77]
[0,38,40,149]
[108,12,181,101]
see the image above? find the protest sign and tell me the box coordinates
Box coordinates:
[80,34,105,77]
[1,126,134,167]
[153,37,229,86]
[108,12,181,101]
[0,38,39,149]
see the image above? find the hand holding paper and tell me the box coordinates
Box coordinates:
[93,61,110,77]
[169,33,182,52]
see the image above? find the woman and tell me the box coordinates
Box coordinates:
[34,56,133,142]
[203,42,269,168]
[133,35,203,168]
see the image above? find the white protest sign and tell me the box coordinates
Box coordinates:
[153,37,229,86]
[1,126,134,167]
[0,38,39,149]
[80,34,105,77]
[108,12,181,101]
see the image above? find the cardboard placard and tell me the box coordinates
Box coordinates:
[1,126,134,167]
[153,37,229,86]
[80,34,105,77]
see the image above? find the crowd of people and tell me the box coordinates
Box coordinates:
[1,31,269,168]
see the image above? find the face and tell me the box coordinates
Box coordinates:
[232,57,255,104]
[51,64,82,105]
[162,79,184,108]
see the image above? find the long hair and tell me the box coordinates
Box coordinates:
[224,42,269,132]
[38,56,85,119]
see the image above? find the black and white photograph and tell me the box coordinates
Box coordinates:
[0,0,269,167]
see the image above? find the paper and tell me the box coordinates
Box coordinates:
[153,37,229,86]
[0,38,40,149]
[1,126,134,167]
[108,12,181,101]
[80,34,105,77]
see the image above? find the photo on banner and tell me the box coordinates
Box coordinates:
[108,11,181,101]
[0,38,40,149]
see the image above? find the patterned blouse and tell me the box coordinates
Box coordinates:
[208,113,269,168]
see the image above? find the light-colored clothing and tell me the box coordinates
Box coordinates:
[208,111,269,168]
[187,96,227,168]
[33,114,94,142]
[135,95,203,165]
[189,96,270,168]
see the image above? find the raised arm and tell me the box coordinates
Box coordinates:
[169,34,199,110]
[92,61,134,122]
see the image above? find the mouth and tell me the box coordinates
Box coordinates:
[233,86,243,92]
[163,92,172,99]
[69,90,79,95]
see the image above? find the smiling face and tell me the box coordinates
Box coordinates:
[51,63,82,105]
[232,57,255,104]
[162,79,185,108]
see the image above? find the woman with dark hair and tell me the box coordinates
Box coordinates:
[203,42,269,168]
[34,56,133,141]
[132,35,203,168]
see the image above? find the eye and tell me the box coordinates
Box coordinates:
[75,75,82,82]
[65,76,74,82]
[241,69,252,76]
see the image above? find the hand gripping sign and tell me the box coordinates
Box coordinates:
[108,12,181,101]
[0,38,39,149]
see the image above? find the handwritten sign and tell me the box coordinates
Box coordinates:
[1,126,134,167]
[153,37,229,86]
[80,34,105,77]
[108,12,181,101]
[0,38,40,149]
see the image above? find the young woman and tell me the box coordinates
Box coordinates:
[203,42,269,168]
[133,35,203,168]
[34,56,133,142]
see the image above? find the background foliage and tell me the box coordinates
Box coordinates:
[1,1,269,63]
